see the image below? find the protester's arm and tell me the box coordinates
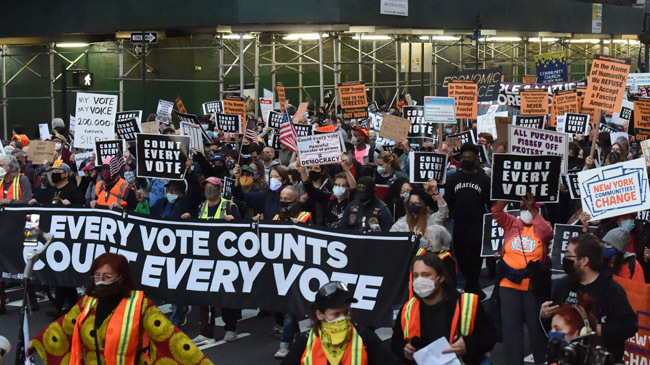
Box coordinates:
[302,180,332,206]
[531,211,554,243]
[491,200,516,228]
[124,188,138,210]
[599,280,638,343]
[230,203,242,220]
[193,150,216,178]
[341,156,357,190]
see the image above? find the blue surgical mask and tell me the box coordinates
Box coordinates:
[269,177,283,191]
[346,155,352,164]
[620,219,635,231]
[201,124,209,130]
[166,193,178,203]
[603,246,618,260]
[548,331,566,340]
[124,170,135,183]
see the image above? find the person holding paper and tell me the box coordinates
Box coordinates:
[392,252,495,364]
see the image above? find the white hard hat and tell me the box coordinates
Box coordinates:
[0,335,10,356]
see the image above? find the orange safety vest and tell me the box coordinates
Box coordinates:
[300,326,368,365]
[95,178,132,207]
[401,293,478,343]
[0,175,21,200]
[273,211,312,222]
[408,249,453,299]
[70,291,145,365]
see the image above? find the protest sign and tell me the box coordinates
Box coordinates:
[582,55,631,113]
[535,51,568,83]
[445,131,475,153]
[563,113,590,135]
[69,115,76,134]
[0,206,415,327]
[155,99,174,124]
[116,110,142,127]
[26,141,55,163]
[74,151,93,176]
[267,111,284,130]
[477,111,508,139]
[522,75,537,84]
[74,92,118,149]
[578,158,650,221]
[520,89,549,115]
[175,111,212,144]
[514,115,546,129]
[180,122,204,152]
[480,210,520,257]
[561,173,581,199]
[368,101,379,113]
[222,176,235,200]
[550,224,596,272]
[612,277,650,365]
[477,144,491,165]
[95,139,125,165]
[277,82,287,112]
[442,68,502,102]
[223,96,247,132]
[423,96,456,123]
[136,134,190,180]
[498,79,586,108]
[175,97,187,114]
[641,140,650,167]
[38,124,50,141]
[140,121,159,134]
[634,98,650,132]
[339,82,369,119]
[379,113,411,142]
[404,106,432,138]
[216,113,242,134]
[576,85,601,124]
[494,116,512,147]
[448,81,478,119]
[115,118,141,142]
[202,100,223,115]
[610,100,633,130]
[297,133,342,167]
[259,98,273,123]
[408,152,448,184]
[550,90,579,128]
[491,153,562,203]
[294,124,313,137]
[269,131,281,150]
[292,102,309,123]
[508,125,569,173]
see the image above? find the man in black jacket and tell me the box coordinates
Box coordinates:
[338,176,393,233]
[541,233,637,362]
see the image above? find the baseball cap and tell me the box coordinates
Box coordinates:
[241,165,255,175]
[201,176,223,189]
[48,160,71,174]
[314,281,358,311]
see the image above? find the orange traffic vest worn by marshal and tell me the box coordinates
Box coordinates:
[95,178,132,208]
[300,326,368,365]
[408,248,453,299]
[70,290,145,365]
[273,211,312,222]
[0,175,21,200]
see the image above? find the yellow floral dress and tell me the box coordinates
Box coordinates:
[32,294,213,365]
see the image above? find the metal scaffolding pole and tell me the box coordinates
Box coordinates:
[432,38,437,96]
[239,35,244,97]
[298,39,303,103]
[372,40,377,102]
[395,37,400,106]
[218,34,224,98]
[333,34,340,112]
[49,43,55,120]
[272,35,277,101]
[358,34,363,81]
[118,40,124,111]
[2,45,6,139]
[254,35,260,117]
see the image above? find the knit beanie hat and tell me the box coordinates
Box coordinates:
[601,227,630,254]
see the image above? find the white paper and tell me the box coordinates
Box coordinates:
[263,88,273,100]
[74,151,93,177]
[413,337,462,365]
[477,111,508,139]
[39,123,51,140]
[0,140,6,155]
[69,115,76,134]
[156,99,174,123]
[259,98,274,123]
[556,115,566,133]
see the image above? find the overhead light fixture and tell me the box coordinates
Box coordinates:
[529,37,559,42]
[613,39,639,44]
[222,34,253,39]
[486,37,522,42]
[283,33,328,40]
[569,39,601,43]
[55,42,89,48]
[421,35,461,41]
[352,35,392,40]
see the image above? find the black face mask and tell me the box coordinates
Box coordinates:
[461,159,476,171]
[226,160,235,170]
[51,172,64,183]
[279,201,294,214]
[408,203,420,214]
[241,145,250,154]
[562,257,576,276]
[308,170,322,181]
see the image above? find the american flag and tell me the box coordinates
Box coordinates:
[244,120,258,143]
[279,111,298,152]
[109,156,126,177]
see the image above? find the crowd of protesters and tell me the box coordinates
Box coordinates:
[0,96,646,364]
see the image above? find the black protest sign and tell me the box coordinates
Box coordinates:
[442,68,502,102]
[175,111,212,144]
[115,118,141,141]
[268,111,284,130]
[550,224,596,272]
[216,113,242,133]
[222,176,235,199]
[477,144,490,165]
[408,152,448,184]
[599,123,619,134]
[0,207,416,327]
[563,113,590,135]
[202,100,223,115]
[560,173,581,199]
[445,131,475,154]
[116,110,142,128]
[369,101,379,113]
[480,210,520,257]
[491,153,562,203]
[136,134,190,180]
[404,106,438,139]
[95,139,124,165]
[269,131,281,150]
[294,124,313,137]
[514,115,546,129]
[180,122,204,152]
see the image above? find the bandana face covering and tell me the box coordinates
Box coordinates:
[319,316,351,365]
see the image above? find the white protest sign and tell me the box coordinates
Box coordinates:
[180,122,204,152]
[297,132,342,167]
[74,151,93,176]
[423,96,456,123]
[156,99,174,123]
[0,140,6,155]
[39,124,51,140]
[73,92,118,149]
[578,158,650,221]
[259,98,274,123]
[477,111,508,138]
[508,124,569,174]
[69,115,76,134]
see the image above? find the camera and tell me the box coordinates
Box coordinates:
[546,333,616,365]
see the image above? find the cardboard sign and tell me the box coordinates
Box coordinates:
[140,121,159,134]
[480,210,520,257]
[116,110,142,129]
[550,90,579,128]
[180,122,204,152]
[39,123,51,141]
[634,98,650,131]
[494,116,512,147]
[297,133,342,167]
[477,111,509,139]
[535,51,568,83]
[339,82,369,120]
[577,85,601,124]
[294,124,313,137]
[563,113,590,135]
[222,176,235,200]
[611,99,633,130]
[408,151,448,184]
[223,96,247,132]
[73,92,118,149]
[514,115,546,129]
[508,124,569,174]
[445,131,475,153]
[522,76,537,84]
[215,113,242,134]
[136,134,190,180]
[259,98,273,123]
[520,89,549,115]
[175,97,187,114]
[491,153,562,203]
[498,79,586,109]
[27,141,55,163]
[202,100,223,115]
[379,113,411,142]
[582,55,631,113]
[561,173,581,199]
[276,82,287,113]
[550,224,596,272]
[442,68,502,102]
[448,81,478,119]
[155,99,174,124]
[293,102,309,123]
[423,96,456,123]
[267,111,284,130]
[115,118,141,142]
[578,158,650,221]
[95,139,125,165]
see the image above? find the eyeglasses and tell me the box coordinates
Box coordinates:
[317,281,348,298]
[90,273,117,281]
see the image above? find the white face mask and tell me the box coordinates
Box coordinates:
[520,210,533,224]
[376,166,386,175]
[332,185,346,198]
[0,167,5,179]
[400,191,410,202]
[413,276,437,298]
[325,314,350,323]
[269,177,283,191]
[55,143,62,151]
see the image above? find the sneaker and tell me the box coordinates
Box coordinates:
[180,306,192,327]
[274,347,290,359]
[224,331,237,342]
[191,335,216,346]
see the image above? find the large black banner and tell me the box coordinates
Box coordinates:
[491,154,562,203]
[0,207,415,327]
[136,134,190,180]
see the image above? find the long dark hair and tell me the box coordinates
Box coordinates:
[86,253,136,298]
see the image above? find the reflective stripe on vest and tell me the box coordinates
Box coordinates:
[95,179,130,207]
[0,176,21,200]
[401,293,478,343]
[273,211,311,222]
[198,197,232,219]
[70,296,97,365]
[300,327,368,365]
[401,297,420,341]
[438,251,452,260]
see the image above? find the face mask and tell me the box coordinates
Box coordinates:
[400,191,410,202]
[166,193,178,203]
[0,167,5,179]
[562,257,576,276]
[620,219,635,231]
[319,315,352,363]
[308,170,322,181]
[201,124,209,130]
[408,203,420,214]
[270,178,283,191]
[369,138,377,144]
[548,331,566,340]
[420,237,430,249]
[609,150,621,164]
[444,127,453,134]
[241,145,250,154]
[101,171,112,181]
[263,154,273,162]
[51,172,64,183]
[226,160,235,170]
[55,143,62,151]
[603,246,618,260]
[240,175,254,188]
[413,276,437,298]
[205,186,220,200]
[461,159,476,171]
[332,185,346,198]
[279,201,294,214]
[345,155,352,164]
[124,170,135,183]
[93,279,119,297]
[376,166,386,175]
[520,210,533,224]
